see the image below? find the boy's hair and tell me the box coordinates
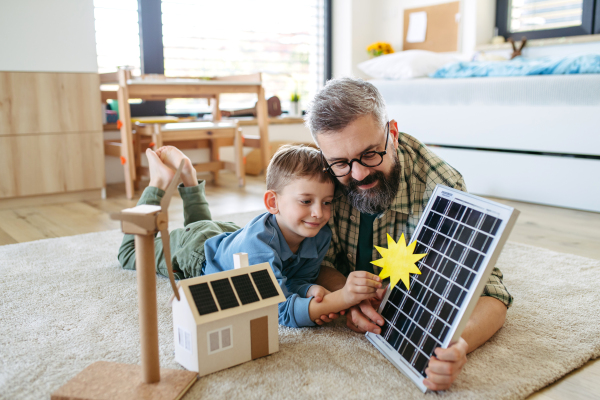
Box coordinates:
[266,144,334,193]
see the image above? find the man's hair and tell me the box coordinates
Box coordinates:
[266,144,334,193]
[304,77,388,141]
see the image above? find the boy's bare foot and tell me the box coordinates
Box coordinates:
[155,146,198,187]
[147,148,175,191]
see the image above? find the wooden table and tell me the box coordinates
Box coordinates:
[100,70,270,199]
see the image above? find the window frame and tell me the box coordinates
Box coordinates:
[129,0,332,117]
[496,0,597,41]
[207,325,233,355]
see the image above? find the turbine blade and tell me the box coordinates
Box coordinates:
[160,228,180,301]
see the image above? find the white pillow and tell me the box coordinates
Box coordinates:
[358,50,458,80]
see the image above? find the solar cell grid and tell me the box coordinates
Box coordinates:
[210,278,239,310]
[251,269,280,299]
[189,283,219,316]
[231,274,260,305]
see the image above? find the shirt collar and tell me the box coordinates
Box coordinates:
[267,214,319,260]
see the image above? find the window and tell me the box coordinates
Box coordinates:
[496,0,598,40]
[93,0,331,116]
[93,0,142,76]
[207,326,233,354]
[162,0,326,114]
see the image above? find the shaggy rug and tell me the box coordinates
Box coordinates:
[0,210,599,400]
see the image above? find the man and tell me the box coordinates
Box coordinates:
[304,77,513,391]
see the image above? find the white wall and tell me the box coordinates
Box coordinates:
[332,0,497,77]
[0,0,98,72]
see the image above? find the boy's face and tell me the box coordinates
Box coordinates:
[272,176,334,248]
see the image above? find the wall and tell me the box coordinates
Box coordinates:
[0,0,98,73]
[331,0,496,77]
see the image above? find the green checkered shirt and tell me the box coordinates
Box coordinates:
[321,132,513,308]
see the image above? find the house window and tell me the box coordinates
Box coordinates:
[496,0,599,40]
[207,326,233,354]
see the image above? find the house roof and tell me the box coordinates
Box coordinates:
[176,262,286,325]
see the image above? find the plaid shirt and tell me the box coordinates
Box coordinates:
[321,132,513,308]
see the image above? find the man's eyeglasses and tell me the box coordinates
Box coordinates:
[322,121,390,178]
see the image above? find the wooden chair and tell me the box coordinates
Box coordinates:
[100,69,270,199]
[134,121,245,187]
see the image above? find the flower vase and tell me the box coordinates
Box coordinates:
[290,101,300,117]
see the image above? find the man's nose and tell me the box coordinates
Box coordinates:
[351,162,371,182]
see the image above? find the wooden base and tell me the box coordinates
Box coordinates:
[51,361,197,400]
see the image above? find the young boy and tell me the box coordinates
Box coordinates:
[118,145,383,328]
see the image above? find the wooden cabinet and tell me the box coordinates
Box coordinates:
[0,72,104,202]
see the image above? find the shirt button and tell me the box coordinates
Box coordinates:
[347,252,352,259]
[350,215,356,222]
[186,228,190,232]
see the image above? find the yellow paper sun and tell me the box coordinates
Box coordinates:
[371,233,427,291]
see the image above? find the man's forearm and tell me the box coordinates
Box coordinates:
[315,266,347,292]
[461,296,507,353]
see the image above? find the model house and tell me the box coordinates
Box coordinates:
[172,254,285,377]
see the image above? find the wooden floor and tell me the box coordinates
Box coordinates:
[0,171,598,399]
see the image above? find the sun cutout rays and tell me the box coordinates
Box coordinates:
[371,233,427,290]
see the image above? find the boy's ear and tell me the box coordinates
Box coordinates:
[264,190,279,215]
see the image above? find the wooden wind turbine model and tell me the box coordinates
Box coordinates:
[51,161,197,400]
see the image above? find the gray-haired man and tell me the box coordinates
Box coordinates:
[305,77,512,391]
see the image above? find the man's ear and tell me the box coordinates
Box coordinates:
[389,119,400,150]
[264,190,279,215]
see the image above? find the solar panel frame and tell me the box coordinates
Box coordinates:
[365,184,519,393]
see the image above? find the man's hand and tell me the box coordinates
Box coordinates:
[423,337,468,391]
[345,285,388,334]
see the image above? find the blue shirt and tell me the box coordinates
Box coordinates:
[203,212,332,328]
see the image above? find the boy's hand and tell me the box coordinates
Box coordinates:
[306,284,329,302]
[342,271,382,306]
[307,285,346,325]
[423,338,468,391]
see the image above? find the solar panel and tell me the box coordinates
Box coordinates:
[251,269,279,299]
[210,278,239,310]
[189,282,219,316]
[231,274,260,305]
[366,185,518,393]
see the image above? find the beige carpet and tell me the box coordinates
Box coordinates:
[1,210,599,400]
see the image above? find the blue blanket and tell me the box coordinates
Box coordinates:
[431,54,600,78]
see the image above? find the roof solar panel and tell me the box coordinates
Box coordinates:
[231,274,260,305]
[189,282,219,316]
[251,269,279,299]
[210,278,239,310]
[365,185,518,393]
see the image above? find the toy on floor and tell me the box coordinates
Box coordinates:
[172,253,285,377]
[51,160,197,400]
[366,185,519,393]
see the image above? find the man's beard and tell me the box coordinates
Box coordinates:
[344,155,401,215]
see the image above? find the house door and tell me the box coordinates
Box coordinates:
[250,316,269,360]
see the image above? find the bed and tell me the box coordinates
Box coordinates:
[370,74,600,212]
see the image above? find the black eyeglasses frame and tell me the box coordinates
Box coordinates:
[321,121,390,178]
